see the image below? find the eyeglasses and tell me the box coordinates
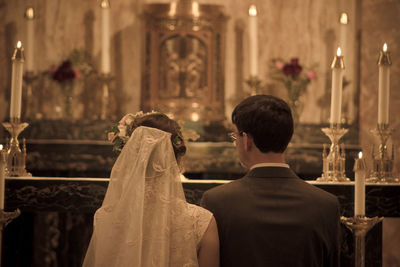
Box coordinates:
[228,131,243,142]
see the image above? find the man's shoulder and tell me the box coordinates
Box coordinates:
[299,180,340,208]
[203,178,245,196]
[201,178,247,206]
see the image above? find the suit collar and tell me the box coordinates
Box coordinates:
[246,166,298,179]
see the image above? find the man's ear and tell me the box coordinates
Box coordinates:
[243,132,253,152]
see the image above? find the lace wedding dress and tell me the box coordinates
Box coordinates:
[83,126,212,267]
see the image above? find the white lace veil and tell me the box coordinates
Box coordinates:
[83,126,199,267]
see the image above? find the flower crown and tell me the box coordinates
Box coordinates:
[107,111,197,153]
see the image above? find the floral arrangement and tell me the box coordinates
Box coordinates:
[270,58,317,122]
[43,50,97,118]
[48,50,94,84]
[107,111,199,153]
[50,60,80,83]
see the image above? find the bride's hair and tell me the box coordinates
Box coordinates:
[132,113,186,161]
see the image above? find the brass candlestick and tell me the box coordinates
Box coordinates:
[100,73,112,120]
[2,119,31,177]
[245,76,262,96]
[341,216,383,267]
[317,124,350,182]
[367,124,398,183]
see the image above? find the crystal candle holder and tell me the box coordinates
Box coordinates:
[245,76,262,96]
[317,123,350,182]
[341,215,383,267]
[2,119,31,177]
[100,73,113,120]
[367,123,398,183]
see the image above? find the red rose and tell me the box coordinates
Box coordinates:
[283,64,294,75]
[52,60,76,83]
[291,58,299,66]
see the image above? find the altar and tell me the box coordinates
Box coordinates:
[2,177,400,267]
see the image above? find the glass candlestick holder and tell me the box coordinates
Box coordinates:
[100,73,113,120]
[2,118,31,177]
[317,123,350,182]
[23,71,38,119]
[341,215,383,267]
[367,123,398,183]
[245,76,262,96]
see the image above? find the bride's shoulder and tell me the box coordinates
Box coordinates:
[187,203,213,228]
[187,203,212,217]
[186,204,213,247]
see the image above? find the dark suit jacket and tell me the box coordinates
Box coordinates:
[201,167,341,267]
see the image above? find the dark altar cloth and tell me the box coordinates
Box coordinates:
[3,177,399,267]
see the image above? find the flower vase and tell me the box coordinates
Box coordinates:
[62,83,74,119]
[289,99,303,125]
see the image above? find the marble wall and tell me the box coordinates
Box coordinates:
[1,0,358,123]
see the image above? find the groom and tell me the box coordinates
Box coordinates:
[201,95,341,267]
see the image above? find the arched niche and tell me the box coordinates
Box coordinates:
[141,1,228,122]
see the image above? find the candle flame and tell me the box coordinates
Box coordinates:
[25,7,35,19]
[168,1,177,16]
[0,144,3,150]
[100,0,110,8]
[17,41,22,48]
[383,43,388,52]
[249,5,257,16]
[336,47,342,57]
[358,151,363,159]
[191,112,199,122]
[192,1,200,17]
[339,12,348,24]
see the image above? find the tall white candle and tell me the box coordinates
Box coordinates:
[10,41,25,120]
[25,7,35,72]
[248,5,258,77]
[101,0,111,74]
[338,13,348,56]
[354,151,366,216]
[0,146,6,210]
[377,43,391,125]
[330,47,345,125]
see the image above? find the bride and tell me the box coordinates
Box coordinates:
[83,112,219,267]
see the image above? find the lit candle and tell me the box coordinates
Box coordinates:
[248,5,258,77]
[377,43,391,125]
[354,151,366,216]
[101,0,111,74]
[10,41,25,121]
[330,47,345,125]
[0,145,5,210]
[24,7,35,72]
[338,12,348,56]
[192,1,200,17]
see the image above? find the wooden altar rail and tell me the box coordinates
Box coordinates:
[2,177,400,267]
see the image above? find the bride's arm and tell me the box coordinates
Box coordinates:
[198,216,220,267]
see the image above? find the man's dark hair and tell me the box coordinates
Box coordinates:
[232,94,294,153]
